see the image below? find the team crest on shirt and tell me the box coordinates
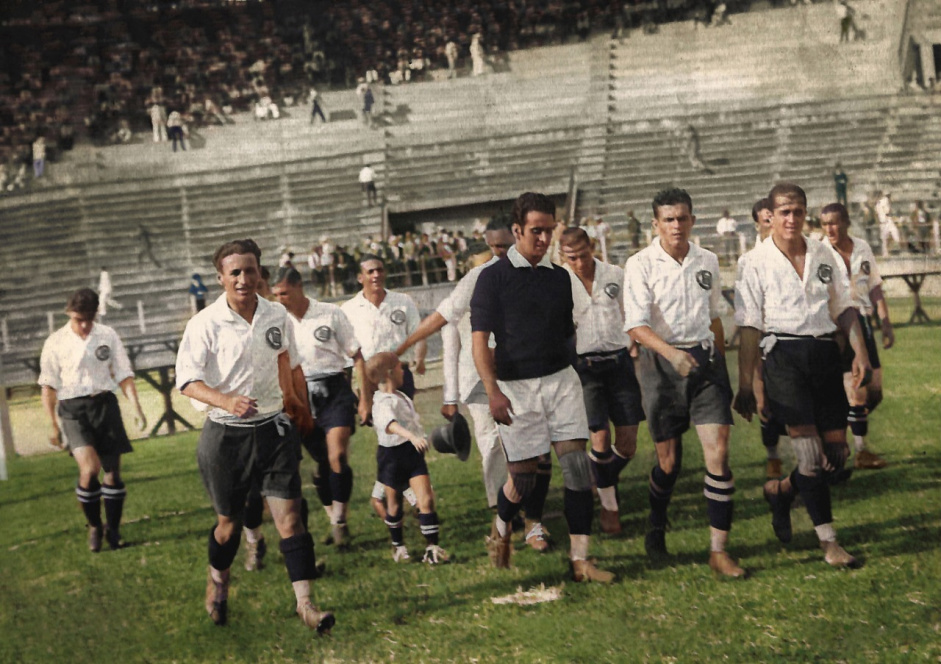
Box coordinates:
[861,261,871,275]
[94,345,111,361]
[604,282,620,299]
[390,309,407,325]
[265,327,283,349]
[817,264,833,284]
[314,325,332,342]
[696,270,713,290]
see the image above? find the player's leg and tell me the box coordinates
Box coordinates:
[242,480,267,570]
[647,437,682,558]
[100,454,127,550]
[466,402,508,509]
[326,425,354,546]
[695,423,743,577]
[755,364,783,478]
[384,485,408,561]
[410,473,448,564]
[522,453,552,552]
[73,445,104,552]
[847,317,887,469]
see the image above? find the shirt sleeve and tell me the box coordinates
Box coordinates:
[175,317,210,391]
[737,257,765,331]
[470,266,497,333]
[37,337,60,390]
[864,244,883,291]
[707,254,723,319]
[437,270,476,324]
[109,332,135,384]
[441,323,460,404]
[733,255,747,327]
[827,257,855,321]
[282,313,301,369]
[335,308,361,357]
[622,255,652,332]
[372,394,397,436]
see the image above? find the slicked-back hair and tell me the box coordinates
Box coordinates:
[751,197,772,222]
[274,266,304,287]
[512,192,556,230]
[559,226,591,248]
[652,188,693,218]
[820,202,850,224]
[66,288,99,315]
[486,216,511,232]
[768,183,807,208]
[213,239,262,272]
[359,253,384,269]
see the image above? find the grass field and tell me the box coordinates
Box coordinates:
[1,318,939,663]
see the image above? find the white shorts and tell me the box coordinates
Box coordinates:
[880,220,900,243]
[496,366,589,462]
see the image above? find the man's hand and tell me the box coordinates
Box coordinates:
[440,403,458,421]
[414,358,426,376]
[411,436,429,454]
[668,348,699,377]
[227,394,259,419]
[358,395,372,426]
[851,354,873,391]
[733,386,757,421]
[284,395,314,436]
[489,389,514,426]
[822,440,849,472]
[134,407,148,432]
[881,319,895,349]
[49,427,65,450]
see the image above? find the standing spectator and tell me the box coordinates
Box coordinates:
[359,164,378,207]
[32,136,46,179]
[149,102,167,143]
[836,0,858,43]
[875,192,899,256]
[309,87,327,124]
[97,267,122,316]
[910,201,932,253]
[593,216,611,263]
[716,209,738,264]
[626,209,642,250]
[167,110,186,152]
[833,163,849,206]
[189,273,209,314]
[39,288,147,551]
[445,39,460,79]
[470,34,486,76]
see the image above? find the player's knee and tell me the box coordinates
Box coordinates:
[792,435,823,477]
[509,471,537,499]
[558,450,592,492]
[613,432,637,461]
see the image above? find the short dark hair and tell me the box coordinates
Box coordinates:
[820,202,850,224]
[260,265,271,280]
[213,239,262,272]
[359,253,384,268]
[66,288,99,316]
[751,197,772,222]
[768,183,807,208]
[652,188,693,217]
[512,192,556,229]
[486,216,511,232]
[273,266,304,286]
[559,226,591,248]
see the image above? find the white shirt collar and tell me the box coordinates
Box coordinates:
[507,244,554,269]
[652,237,699,264]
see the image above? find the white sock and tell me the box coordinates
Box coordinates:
[853,435,865,453]
[332,501,348,524]
[710,527,728,553]
[244,526,262,544]
[597,486,618,512]
[570,534,589,561]
[495,515,508,538]
[815,523,837,543]
[292,580,311,607]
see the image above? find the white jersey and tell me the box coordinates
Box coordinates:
[288,297,360,379]
[825,236,882,315]
[565,258,631,354]
[737,236,854,336]
[38,322,134,400]
[341,290,421,362]
[372,390,423,448]
[733,237,769,327]
[175,294,299,423]
[623,239,722,346]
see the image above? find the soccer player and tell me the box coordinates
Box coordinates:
[623,188,743,578]
[272,267,366,547]
[559,227,643,535]
[395,220,552,552]
[735,184,871,568]
[471,192,613,582]
[341,253,426,520]
[734,198,788,479]
[820,203,894,469]
[175,239,334,631]
[39,288,147,552]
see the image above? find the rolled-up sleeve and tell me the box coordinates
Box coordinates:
[110,334,135,384]
[37,340,60,390]
[737,260,765,331]
[622,256,651,332]
[372,396,397,435]
[828,263,855,321]
[175,319,209,391]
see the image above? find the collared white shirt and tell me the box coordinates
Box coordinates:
[623,239,722,346]
[825,236,882,315]
[288,297,360,379]
[340,289,420,361]
[175,294,299,423]
[733,236,769,327]
[372,390,423,448]
[565,258,631,354]
[39,322,134,400]
[437,257,497,404]
[738,236,854,336]
[507,244,553,269]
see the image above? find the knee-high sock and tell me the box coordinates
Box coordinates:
[101,481,127,532]
[385,510,404,546]
[76,478,102,528]
[563,488,593,536]
[703,472,734,531]
[794,472,832,527]
[419,511,440,545]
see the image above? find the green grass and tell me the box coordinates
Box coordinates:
[1,317,939,663]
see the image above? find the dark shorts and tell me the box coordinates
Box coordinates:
[574,348,645,430]
[763,337,848,434]
[840,313,881,372]
[197,414,302,518]
[58,392,133,457]
[636,345,734,443]
[299,373,357,461]
[376,443,429,492]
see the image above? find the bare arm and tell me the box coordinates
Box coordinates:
[710,317,726,357]
[472,330,512,425]
[413,339,427,375]
[628,325,699,377]
[836,308,872,390]
[118,375,147,431]
[181,380,258,418]
[869,285,894,349]
[41,386,63,448]
[395,311,446,356]
[280,352,313,435]
[733,327,762,421]
[387,420,428,453]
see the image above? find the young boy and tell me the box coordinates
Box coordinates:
[366,352,449,564]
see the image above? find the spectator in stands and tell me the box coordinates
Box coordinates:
[470,34,487,76]
[626,209,642,250]
[359,164,378,207]
[309,87,327,124]
[167,110,186,152]
[189,273,209,314]
[204,97,229,126]
[835,0,858,43]
[910,201,931,253]
[593,216,611,263]
[832,163,849,206]
[875,191,900,256]
[716,209,738,264]
[97,267,122,316]
[32,136,46,179]
[682,125,714,174]
[150,103,168,143]
[445,39,460,78]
